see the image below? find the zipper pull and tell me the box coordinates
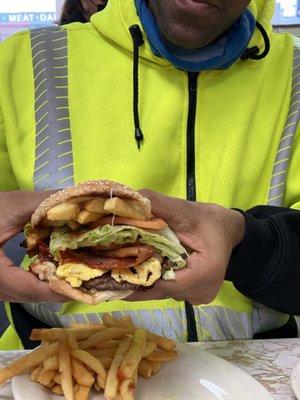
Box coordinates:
[188,72,199,92]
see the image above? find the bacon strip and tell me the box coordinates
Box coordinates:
[29,241,55,263]
[101,246,151,258]
[89,216,166,230]
[60,245,154,270]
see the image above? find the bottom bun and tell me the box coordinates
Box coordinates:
[49,277,133,305]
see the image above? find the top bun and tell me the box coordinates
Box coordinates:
[31,180,151,229]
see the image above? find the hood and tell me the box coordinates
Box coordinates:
[249,0,275,30]
[91,0,275,68]
[248,0,275,48]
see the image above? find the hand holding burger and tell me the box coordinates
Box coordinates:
[127,190,245,305]
[0,190,66,303]
[25,181,188,304]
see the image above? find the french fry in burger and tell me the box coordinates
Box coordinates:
[24,180,188,304]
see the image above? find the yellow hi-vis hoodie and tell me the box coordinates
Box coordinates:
[0,0,299,349]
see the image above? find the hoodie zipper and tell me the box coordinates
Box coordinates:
[185,71,199,342]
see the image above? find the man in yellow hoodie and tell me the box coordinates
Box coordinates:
[0,0,300,349]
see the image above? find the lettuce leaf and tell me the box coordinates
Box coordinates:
[49,225,187,271]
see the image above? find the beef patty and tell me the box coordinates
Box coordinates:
[82,273,140,291]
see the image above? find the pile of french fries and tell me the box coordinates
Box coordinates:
[48,197,146,227]
[0,314,177,400]
[27,196,149,249]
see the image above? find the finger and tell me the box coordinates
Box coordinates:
[126,290,166,302]
[0,291,21,302]
[1,269,68,303]
[0,254,67,303]
[139,189,186,228]
[126,254,204,302]
[4,190,55,224]
[126,278,179,302]
[0,190,56,244]
[172,296,185,302]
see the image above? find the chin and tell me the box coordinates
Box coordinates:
[164,28,216,49]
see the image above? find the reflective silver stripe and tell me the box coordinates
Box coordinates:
[194,306,253,341]
[252,303,289,335]
[0,302,9,337]
[22,303,62,327]
[23,305,251,341]
[30,27,74,190]
[268,49,300,205]
[62,309,186,341]
[23,27,74,326]
[23,306,186,341]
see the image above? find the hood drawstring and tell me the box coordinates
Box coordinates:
[128,22,269,148]
[241,21,270,61]
[129,25,145,149]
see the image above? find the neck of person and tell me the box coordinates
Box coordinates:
[135,0,255,72]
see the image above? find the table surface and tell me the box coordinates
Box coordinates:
[0,338,299,399]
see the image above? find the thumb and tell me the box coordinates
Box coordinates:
[13,190,56,221]
[1,190,56,227]
[0,250,68,303]
[0,190,56,246]
[139,189,185,227]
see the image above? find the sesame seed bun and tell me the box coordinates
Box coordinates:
[31,180,151,229]
[48,276,133,305]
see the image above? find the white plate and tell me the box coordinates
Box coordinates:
[12,343,273,400]
[291,361,300,400]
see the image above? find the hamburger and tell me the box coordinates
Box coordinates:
[24,180,188,304]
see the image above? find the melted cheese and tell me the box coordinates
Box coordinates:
[111,257,161,286]
[56,263,107,288]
